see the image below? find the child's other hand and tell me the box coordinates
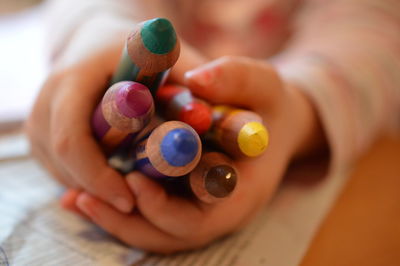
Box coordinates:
[25,20,208,215]
[66,56,322,253]
[25,23,136,213]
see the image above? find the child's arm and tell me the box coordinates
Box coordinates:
[275,0,400,172]
[44,0,147,63]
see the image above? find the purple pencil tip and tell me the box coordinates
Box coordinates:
[116,82,153,118]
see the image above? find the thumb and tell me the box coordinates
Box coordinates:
[169,42,208,84]
[184,56,283,109]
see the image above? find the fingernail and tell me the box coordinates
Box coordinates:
[185,68,215,88]
[112,196,132,213]
[76,194,97,218]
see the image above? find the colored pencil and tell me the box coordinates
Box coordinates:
[107,116,166,174]
[188,152,237,203]
[158,152,237,203]
[111,18,180,95]
[207,106,269,157]
[134,121,201,177]
[156,84,212,135]
[91,81,154,154]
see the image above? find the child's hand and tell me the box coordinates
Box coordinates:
[25,17,207,215]
[26,30,137,213]
[65,56,323,253]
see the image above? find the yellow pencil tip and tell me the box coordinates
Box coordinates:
[238,122,269,157]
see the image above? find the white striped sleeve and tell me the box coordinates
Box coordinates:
[276,0,400,172]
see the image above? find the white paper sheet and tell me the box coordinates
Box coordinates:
[0,134,348,266]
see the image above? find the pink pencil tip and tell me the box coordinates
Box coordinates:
[116,82,153,118]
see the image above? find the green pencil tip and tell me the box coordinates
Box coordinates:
[141,18,177,55]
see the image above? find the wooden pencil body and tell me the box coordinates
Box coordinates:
[91,81,154,154]
[134,121,201,177]
[157,84,212,135]
[208,106,269,157]
[111,18,180,95]
[189,152,237,203]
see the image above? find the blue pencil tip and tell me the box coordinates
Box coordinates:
[161,128,198,166]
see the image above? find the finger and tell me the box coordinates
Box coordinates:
[184,56,283,109]
[76,192,195,254]
[60,189,80,210]
[169,42,208,84]
[126,172,208,239]
[30,141,80,188]
[26,75,78,188]
[60,189,90,219]
[49,72,135,213]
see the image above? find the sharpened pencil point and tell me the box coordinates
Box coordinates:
[141,18,177,54]
[205,165,237,198]
[161,128,199,166]
[238,122,269,157]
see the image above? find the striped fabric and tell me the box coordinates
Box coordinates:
[276,0,400,171]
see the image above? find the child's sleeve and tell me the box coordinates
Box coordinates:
[276,0,400,172]
[45,0,164,61]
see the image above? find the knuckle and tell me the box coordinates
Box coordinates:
[217,55,240,66]
[51,133,71,158]
[219,55,251,67]
[135,177,167,206]
[82,166,118,195]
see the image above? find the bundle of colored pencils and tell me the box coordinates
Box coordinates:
[91,18,269,204]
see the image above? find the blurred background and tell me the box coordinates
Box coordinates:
[0,0,47,131]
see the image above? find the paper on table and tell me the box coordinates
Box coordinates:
[0,133,30,162]
[0,160,145,266]
[0,134,348,266]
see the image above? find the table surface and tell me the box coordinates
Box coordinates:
[301,134,400,266]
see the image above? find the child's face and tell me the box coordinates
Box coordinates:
[174,0,296,58]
